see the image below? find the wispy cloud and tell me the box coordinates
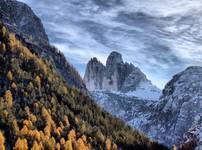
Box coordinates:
[18,0,202,89]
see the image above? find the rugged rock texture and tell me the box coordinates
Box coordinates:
[84,51,159,95]
[0,0,87,92]
[84,57,105,91]
[91,91,157,127]
[138,66,202,148]
[0,0,49,45]
[122,68,148,92]
[89,66,202,149]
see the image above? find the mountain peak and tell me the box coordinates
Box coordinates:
[162,66,202,97]
[89,57,101,65]
[84,57,105,91]
[106,51,123,66]
[91,57,99,62]
[84,52,160,99]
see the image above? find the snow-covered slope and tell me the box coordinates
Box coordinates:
[91,91,156,127]
[124,81,161,100]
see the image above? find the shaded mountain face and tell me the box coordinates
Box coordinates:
[84,52,159,93]
[0,0,49,45]
[0,0,87,92]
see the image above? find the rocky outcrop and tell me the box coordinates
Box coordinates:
[0,0,87,92]
[139,66,202,148]
[84,57,105,91]
[84,51,158,94]
[122,67,148,92]
[0,0,49,45]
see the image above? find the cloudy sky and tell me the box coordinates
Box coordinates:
[18,0,202,88]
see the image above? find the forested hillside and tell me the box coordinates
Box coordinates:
[0,23,168,150]
[0,0,87,92]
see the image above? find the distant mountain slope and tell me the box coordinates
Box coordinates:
[0,23,168,149]
[112,66,201,150]
[0,0,87,92]
[141,66,202,148]
[84,51,160,100]
[91,91,156,128]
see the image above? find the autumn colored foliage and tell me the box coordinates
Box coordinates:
[0,23,169,150]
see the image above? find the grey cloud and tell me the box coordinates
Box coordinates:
[18,0,202,88]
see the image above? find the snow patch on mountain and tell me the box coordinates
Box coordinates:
[91,90,156,126]
[124,81,161,101]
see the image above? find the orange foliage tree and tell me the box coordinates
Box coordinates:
[0,131,5,150]
[76,138,89,150]
[105,138,112,150]
[7,71,13,81]
[64,140,73,150]
[4,90,13,108]
[14,138,28,150]
[31,141,42,150]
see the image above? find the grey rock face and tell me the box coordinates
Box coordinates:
[84,57,105,91]
[0,0,49,45]
[106,51,123,66]
[141,66,202,147]
[84,51,153,92]
[105,52,135,91]
[0,0,87,92]
[122,67,148,92]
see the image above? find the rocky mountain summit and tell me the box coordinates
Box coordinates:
[84,51,161,100]
[0,0,87,92]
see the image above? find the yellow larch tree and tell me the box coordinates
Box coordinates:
[105,138,111,150]
[76,138,89,150]
[7,71,13,81]
[0,131,5,150]
[68,129,76,141]
[14,138,28,150]
[31,141,42,150]
[4,90,13,108]
[64,140,73,150]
